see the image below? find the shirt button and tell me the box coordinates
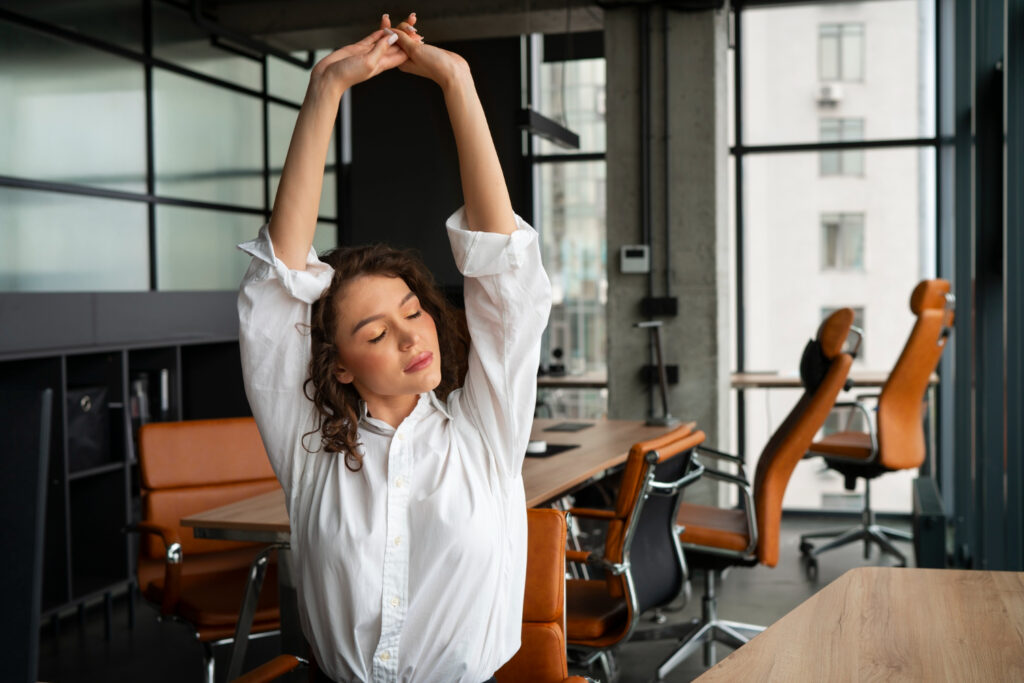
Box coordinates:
[397,432,406,441]
[391,596,400,607]
[380,651,391,662]
[394,536,402,546]
[395,477,405,488]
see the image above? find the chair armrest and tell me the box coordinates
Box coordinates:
[649,454,705,495]
[566,507,616,521]
[699,467,758,556]
[232,655,306,683]
[696,445,744,464]
[124,521,183,616]
[565,549,629,576]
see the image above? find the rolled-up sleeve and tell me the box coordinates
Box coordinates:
[237,225,334,486]
[446,206,553,479]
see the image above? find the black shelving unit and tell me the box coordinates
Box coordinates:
[0,337,250,628]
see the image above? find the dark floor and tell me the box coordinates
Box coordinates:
[36,515,911,683]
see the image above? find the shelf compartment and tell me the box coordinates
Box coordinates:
[69,471,129,600]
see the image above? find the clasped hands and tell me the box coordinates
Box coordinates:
[312,13,469,94]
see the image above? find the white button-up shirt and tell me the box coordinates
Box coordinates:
[237,207,552,683]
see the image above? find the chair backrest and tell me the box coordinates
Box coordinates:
[0,388,52,683]
[495,508,569,683]
[877,279,955,470]
[604,425,706,625]
[137,417,278,559]
[753,309,855,567]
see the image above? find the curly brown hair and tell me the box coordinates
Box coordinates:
[303,244,469,471]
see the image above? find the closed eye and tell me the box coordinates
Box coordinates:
[407,310,422,320]
[369,330,386,344]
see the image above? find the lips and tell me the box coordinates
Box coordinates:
[404,351,433,373]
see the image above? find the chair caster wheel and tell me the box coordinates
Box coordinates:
[799,541,813,556]
[804,557,818,581]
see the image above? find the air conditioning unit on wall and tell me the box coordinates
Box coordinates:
[817,83,843,106]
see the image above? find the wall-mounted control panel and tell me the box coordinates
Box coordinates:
[619,244,650,274]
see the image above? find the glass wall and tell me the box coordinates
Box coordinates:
[0,1,339,293]
[734,0,937,513]
[533,53,608,419]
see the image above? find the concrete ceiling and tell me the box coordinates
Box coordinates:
[205,0,604,51]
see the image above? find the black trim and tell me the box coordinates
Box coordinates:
[732,137,939,155]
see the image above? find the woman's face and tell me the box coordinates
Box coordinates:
[332,274,442,403]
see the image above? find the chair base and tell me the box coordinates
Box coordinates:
[652,569,764,680]
[798,479,911,577]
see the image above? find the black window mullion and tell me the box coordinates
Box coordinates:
[143,0,157,291]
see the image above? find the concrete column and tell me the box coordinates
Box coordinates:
[605,6,731,499]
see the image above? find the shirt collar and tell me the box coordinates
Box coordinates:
[357,391,451,436]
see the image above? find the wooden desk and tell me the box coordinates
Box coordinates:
[181,418,681,542]
[697,567,1024,681]
[731,370,940,389]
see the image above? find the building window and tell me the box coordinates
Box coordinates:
[819,23,864,82]
[821,213,865,270]
[820,118,864,176]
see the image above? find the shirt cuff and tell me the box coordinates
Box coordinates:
[237,224,334,304]
[445,206,538,277]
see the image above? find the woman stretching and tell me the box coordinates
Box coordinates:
[237,13,552,683]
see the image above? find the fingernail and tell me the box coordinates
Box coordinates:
[386,32,399,45]
[382,13,389,19]
[409,26,418,33]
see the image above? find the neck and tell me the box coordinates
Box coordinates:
[363,392,420,429]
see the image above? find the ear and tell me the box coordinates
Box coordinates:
[335,365,354,384]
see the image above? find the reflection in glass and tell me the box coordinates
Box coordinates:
[0,187,148,291]
[155,206,260,290]
[538,161,607,418]
[536,58,606,155]
[741,0,934,145]
[153,68,263,207]
[269,103,336,218]
[0,22,146,193]
[151,1,261,90]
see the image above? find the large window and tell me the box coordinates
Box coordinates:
[734,1,937,514]
[0,1,336,292]
[531,41,608,419]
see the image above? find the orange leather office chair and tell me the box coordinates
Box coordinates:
[562,424,707,682]
[656,308,856,676]
[127,417,282,683]
[799,279,955,572]
[233,509,591,683]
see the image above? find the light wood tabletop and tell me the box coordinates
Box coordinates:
[697,566,1024,681]
[731,370,939,389]
[181,418,685,540]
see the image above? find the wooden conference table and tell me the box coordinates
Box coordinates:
[181,417,684,677]
[697,566,1024,681]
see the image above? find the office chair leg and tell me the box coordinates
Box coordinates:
[878,525,913,541]
[866,526,907,566]
[808,525,865,555]
[717,619,764,640]
[202,642,215,683]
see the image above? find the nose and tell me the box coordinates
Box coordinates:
[397,321,420,350]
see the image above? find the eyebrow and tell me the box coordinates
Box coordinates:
[350,291,418,335]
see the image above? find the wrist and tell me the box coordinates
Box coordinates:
[306,70,347,105]
[438,59,473,94]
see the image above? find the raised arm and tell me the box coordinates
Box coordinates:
[269,16,423,268]
[392,31,517,235]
